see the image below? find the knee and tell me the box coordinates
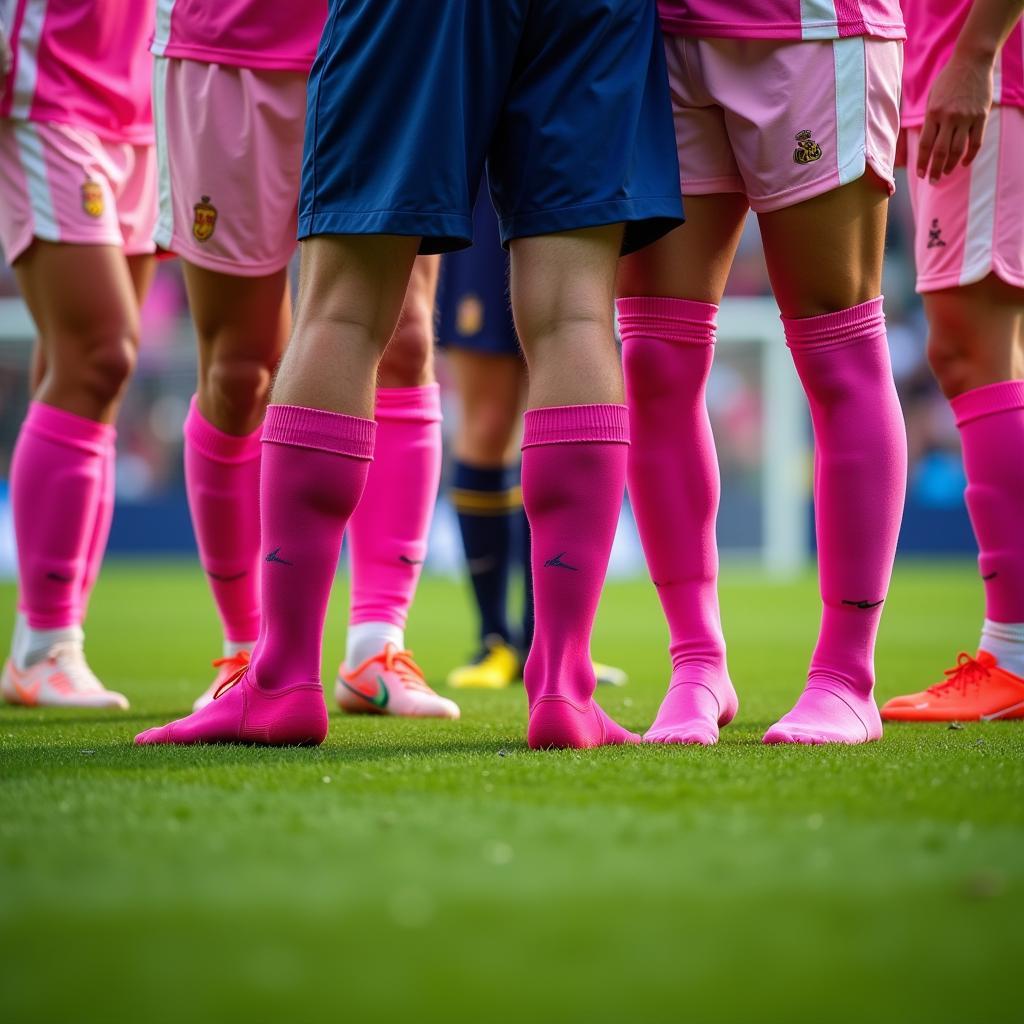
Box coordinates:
[202,356,274,432]
[379,300,434,386]
[925,312,984,399]
[460,403,517,465]
[70,326,138,408]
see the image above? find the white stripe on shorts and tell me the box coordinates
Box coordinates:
[152,57,175,251]
[833,36,867,187]
[152,0,177,58]
[13,121,59,240]
[9,0,48,120]
[960,105,1001,287]
[801,0,840,40]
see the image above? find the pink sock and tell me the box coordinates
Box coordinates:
[521,404,640,749]
[765,297,907,745]
[346,384,442,633]
[183,397,262,645]
[136,405,374,746]
[951,381,1024,624]
[11,402,113,630]
[79,432,116,619]
[618,297,736,745]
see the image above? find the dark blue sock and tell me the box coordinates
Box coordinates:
[451,461,519,646]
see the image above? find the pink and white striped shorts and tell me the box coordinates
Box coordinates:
[666,34,903,211]
[0,119,157,264]
[905,105,1024,293]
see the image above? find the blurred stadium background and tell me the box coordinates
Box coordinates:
[0,170,975,581]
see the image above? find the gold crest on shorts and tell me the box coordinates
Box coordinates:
[793,130,823,165]
[192,195,218,242]
[456,294,484,336]
[81,178,104,218]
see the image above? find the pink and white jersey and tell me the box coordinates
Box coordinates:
[658,1,904,40]
[901,0,1024,127]
[151,0,328,74]
[0,0,153,143]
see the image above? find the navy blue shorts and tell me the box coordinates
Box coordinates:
[300,0,683,256]
[437,200,519,357]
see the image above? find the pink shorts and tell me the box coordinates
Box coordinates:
[666,35,902,211]
[0,119,157,264]
[154,57,307,276]
[905,106,1024,293]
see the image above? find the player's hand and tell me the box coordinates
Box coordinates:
[916,52,994,183]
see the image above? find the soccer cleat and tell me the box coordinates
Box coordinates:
[881,651,1024,722]
[593,660,628,687]
[337,643,460,719]
[1,642,128,709]
[447,636,520,690]
[193,650,251,712]
[135,667,328,746]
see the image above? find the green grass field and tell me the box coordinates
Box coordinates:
[1,561,1020,1024]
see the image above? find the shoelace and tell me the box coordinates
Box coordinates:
[927,652,991,697]
[48,642,103,692]
[212,650,251,701]
[383,647,433,693]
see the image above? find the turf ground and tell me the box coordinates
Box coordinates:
[0,560,1020,1023]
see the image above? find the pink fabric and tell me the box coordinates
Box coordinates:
[766,298,906,744]
[521,405,640,749]
[901,0,1024,127]
[904,108,1024,292]
[79,435,116,619]
[11,402,114,630]
[2,0,154,142]
[951,381,1024,624]
[665,34,902,213]
[0,120,158,265]
[153,58,306,275]
[249,404,374,693]
[183,396,262,644]
[618,296,737,745]
[658,0,904,40]
[151,0,327,73]
[347,385,442,628]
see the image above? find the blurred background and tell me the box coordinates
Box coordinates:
[0,169,974,581]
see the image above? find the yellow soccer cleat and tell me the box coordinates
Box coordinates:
[447,636,521,690]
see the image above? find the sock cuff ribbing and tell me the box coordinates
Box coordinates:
[184,396,262,464]
[374,383,442,423]
[951,380,1024,428]
[262,404,376,460]
[782,296,885,351]
[24,401,115,456]
[521,404,629,449]
[616,296,718,346]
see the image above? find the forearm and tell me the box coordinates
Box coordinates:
[953,0,1024,63]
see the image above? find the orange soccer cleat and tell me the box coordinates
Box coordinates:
[881,651,1024,722]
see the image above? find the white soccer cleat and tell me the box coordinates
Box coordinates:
[336,643,460,719]
[1,641,129,709]
[192,650,251,712]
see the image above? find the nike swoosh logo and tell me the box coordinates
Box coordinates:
[46,572,73,583]
[842,599,884,610]
[544,552,578,571]
[265,547,293,566]
[399,555,423,566]
[207,570,248,582]
[340,673,389,709]
[6,664,40,706]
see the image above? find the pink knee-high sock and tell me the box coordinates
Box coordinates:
[521,404,640,749]
[347,384,442,630]
[12,402,113,630]
[135,404,374,747]
[183,397,262,645]
[618,297,736,745]
[79,431,116,619]
[951,381,1024,624]
[765,297,907,745]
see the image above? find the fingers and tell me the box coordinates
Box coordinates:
[964,119,986,166]
[943,123,968,177]
[925,121,955,183]
[916,119,938,180]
